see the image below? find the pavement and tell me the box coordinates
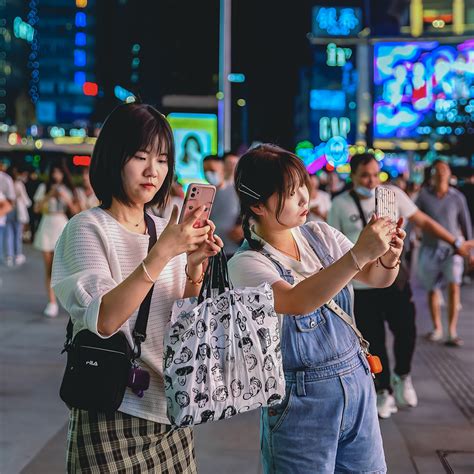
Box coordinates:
[0,245,473,474]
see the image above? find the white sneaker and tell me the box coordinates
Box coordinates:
[392,374,418,407]
[377,390,398,419]
[43,302,59,318]
[15,254,26,266]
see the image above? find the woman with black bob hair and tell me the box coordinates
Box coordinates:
[52,102,222,473]
[229,144,406,473]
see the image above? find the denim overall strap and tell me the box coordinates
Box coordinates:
[299,224,335,269]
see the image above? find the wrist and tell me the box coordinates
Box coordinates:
[351,245,371,268]
[186,260,203,277]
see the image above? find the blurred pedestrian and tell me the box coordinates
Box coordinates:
[34,162,80,318]
[229,144,406,473]
[76,166,100,211]
[0,168,15,264]
[25,167,41,242]
[307,173,331,222]
[203,154,243,257]
[326,170,346,197]
[416,160,473,347]
[223,151,240,185]
[328,153,474,418]
[4,165,31,266]
[52,103,221,473]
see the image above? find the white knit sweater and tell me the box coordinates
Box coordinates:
[52,207,186,424]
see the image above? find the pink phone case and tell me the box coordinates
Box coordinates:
[179,183,216,228]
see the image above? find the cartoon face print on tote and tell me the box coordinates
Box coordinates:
[195,365,208,384]
[192,389,209,408]
[219,406,237,420]
[164,347,175,369]
[175,391,190,408]
[243,377,262,400]
[196,343,211,361]
[201,410,215,423]
[231,379,244,398]
[174,347,193,364]
[257,328,272,354]
[211,335,231,360]
[211,364,224,383]
[175,366,194,386]
[212,386,229,402]
[196,319,207,338]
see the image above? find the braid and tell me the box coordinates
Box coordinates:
[243,213,263,250]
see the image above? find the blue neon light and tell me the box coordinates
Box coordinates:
[114,85,134,101]
[74,50,86,67]
[75,32,86,46]
[75,12,87,28]
[310,90,346,111]
[74,71,86,85]
[312,7,362,37]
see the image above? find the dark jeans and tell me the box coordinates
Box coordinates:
[354,284,417,392]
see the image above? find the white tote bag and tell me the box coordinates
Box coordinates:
[163,253,285,427]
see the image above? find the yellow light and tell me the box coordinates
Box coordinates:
[379,172,389,183]
[8,132,18,145]
[357,145,365,154]
[35,139,43,149]
[76,0,87,7]
[216,91,224,100]
[336,164,351,173]
[349,146,357,155]
[21,137,28,145]
[237,98,246,107]
[53,137,84,145]
[85,137,97,145]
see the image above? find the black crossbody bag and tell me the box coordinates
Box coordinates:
[59,213,157,412]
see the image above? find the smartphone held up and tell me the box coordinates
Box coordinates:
[178,183,216,228]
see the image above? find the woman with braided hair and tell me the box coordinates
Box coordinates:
[228,144,406,473]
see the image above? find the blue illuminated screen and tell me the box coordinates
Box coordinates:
[310,90,346,111]
[374,40,474,139]
[312,7,362,37]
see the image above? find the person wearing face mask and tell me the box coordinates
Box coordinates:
[328,153,474,419]
[203,154,243,257]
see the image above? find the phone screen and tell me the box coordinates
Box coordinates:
[375,187,397,223]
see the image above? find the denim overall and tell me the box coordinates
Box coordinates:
[242,225,386,474]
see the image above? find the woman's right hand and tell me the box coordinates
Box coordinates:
[352,215,395,266]
[152,205,211,261]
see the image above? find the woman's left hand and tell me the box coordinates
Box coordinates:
[187,219,224,269]
[381,217,406,264]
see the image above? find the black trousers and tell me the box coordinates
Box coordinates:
[354,283,417,392]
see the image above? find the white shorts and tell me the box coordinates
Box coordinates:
[33,213,68,252]
[417,246,464,291]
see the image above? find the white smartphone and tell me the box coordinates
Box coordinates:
[375,187,397,223]
[178,183,216,228]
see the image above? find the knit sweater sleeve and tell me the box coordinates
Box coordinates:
[51,211,119,338]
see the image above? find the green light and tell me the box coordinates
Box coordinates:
[216,91,224,100]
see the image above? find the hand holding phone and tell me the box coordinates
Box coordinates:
[179,183,216,228]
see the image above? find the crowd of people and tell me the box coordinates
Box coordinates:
[1,102,473,473]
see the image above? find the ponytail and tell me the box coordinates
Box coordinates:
[242,213,263,251]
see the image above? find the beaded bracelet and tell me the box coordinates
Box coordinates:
[185,264,205,285]
[349,249,363,272]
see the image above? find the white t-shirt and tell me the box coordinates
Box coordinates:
[328,185,418,289]
[0,171,15,226]
[51,207,187,424]
[307,190,332,222]
[228,221,353,293]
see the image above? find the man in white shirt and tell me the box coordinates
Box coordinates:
[329,153,474,419]
[0,170,15,264]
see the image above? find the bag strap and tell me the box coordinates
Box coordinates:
[349,190,368,227]
[64,212,157,358]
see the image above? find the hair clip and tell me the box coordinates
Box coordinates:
[238,183,261,200]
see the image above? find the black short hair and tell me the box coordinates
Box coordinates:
[90,103,175,209]
[350,153,378,175]
[202,154,222,163]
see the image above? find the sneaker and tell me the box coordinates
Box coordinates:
[15,254,26,266]
[445,336,463,347]
[425,330,443,342]
[377,390,398,419]
[392,374,418,407]
[43,302,59,318]
[5,256,14,267]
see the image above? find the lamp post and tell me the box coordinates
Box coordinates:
[218,0,231,156]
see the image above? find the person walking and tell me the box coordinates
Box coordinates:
[416,160,473,347]
[0,169,15,265]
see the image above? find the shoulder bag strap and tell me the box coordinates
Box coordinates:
[132,213,157,354]
[349,190,368,227]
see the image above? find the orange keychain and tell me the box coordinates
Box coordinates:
[366,353,383,374]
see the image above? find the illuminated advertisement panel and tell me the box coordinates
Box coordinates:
[374,40,474,139]
[167,113,218,188]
